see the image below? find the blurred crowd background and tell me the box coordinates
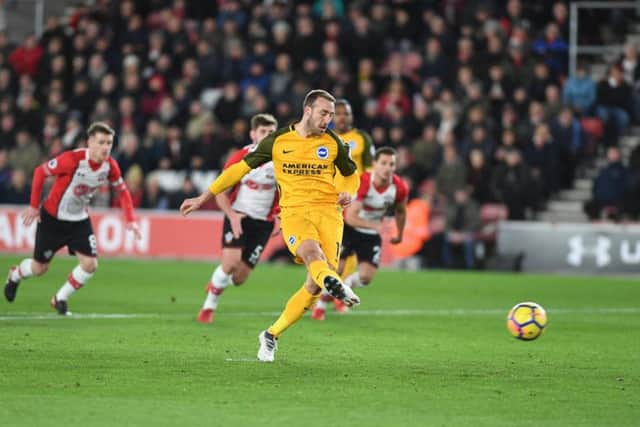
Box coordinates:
[1,0,639,268]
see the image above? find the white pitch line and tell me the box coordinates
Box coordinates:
[224,358,261,363]
[1,307,640,321]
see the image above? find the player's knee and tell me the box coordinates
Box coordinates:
[32,261,48,276]
[360,275,373,285]
[81,258,98,273]
[232,271,249,286]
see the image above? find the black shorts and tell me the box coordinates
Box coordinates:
[221,215,274,268]
[340,224,382,267]
[34,209,97,263]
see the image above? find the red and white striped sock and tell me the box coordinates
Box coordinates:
[56,265,94,301]
[202,266,233,310]
[10,259,34,282]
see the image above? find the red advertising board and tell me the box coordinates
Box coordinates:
[0,206,397,265]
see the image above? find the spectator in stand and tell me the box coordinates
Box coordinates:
[8,129,42,176]
[0,168,30,204]
[584,146,629,221]
[596,64,633,145]
[116,132,149,177]
[467,149,492,205]
[532,22,568,76]
[491,148,533,220]
[620,42,639,84]
[8,34,43,78]
[141,174,170,210]
[409,124,441,181]
[436,143,467,202]
[442,188,480,270]
[550,106,586,189]
[523,123,558,199]
[562,63,596,116]
[0,148,12,188]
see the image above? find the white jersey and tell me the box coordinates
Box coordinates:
[354,171,409,235]
[227,146,278,221]
[42,149,125,221]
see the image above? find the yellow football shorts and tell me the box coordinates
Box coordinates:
[280,206,344,268]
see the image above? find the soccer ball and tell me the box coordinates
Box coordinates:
[507,302,548,341]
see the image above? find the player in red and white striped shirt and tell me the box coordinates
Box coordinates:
[4,122,141,315]
[197,114,280,323]
[312,146,408,320]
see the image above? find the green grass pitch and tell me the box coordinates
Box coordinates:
[0,255,638,426]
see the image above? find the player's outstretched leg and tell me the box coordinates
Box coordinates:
[52,263,95,315]
[197,265,233,323]
[4,259,38,302]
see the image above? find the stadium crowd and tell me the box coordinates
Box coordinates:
[0,0,639,268]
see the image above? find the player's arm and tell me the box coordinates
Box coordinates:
[358,129,374,171]
[215,149,250,238]
[333,135,359,205]
[344,201,383,234]
[109,158,141,239]
[390,176,410,244]
[23,153,76,225]
[180,134,274,216]
[180,160,251,216]
[391,201,407,244]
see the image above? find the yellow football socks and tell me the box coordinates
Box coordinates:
[341,254,358,280]
[268,285,319,338]
[308,259,341,287]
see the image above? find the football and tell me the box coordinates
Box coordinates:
[507,302,548,341]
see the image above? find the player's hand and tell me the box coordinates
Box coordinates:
[127,221,142,240]
[390,235,403,244]
[21,206,40,226]
[337,192,352,208]
[180,196,203,216]
[229,211,245,239]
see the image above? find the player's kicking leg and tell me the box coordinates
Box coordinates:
[4,259,49,302]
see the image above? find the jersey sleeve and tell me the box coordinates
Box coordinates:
[330,130,357,176]
[356,172,371,201]
[393,175,409,204]
[358,129,374,170]
[108,157,125,191]
[243,133,275,168]
[43,151,81,176]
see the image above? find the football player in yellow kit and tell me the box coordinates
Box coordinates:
[180,89,360,362]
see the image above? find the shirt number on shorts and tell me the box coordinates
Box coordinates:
[89,234,97,255]
[372,245,381,265]
[249,245,264,265]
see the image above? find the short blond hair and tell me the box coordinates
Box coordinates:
[303,89,336,109]
[87,122,115,137]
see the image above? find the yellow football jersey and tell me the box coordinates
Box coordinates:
[336,128,373,173]
[244,125,357,209]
